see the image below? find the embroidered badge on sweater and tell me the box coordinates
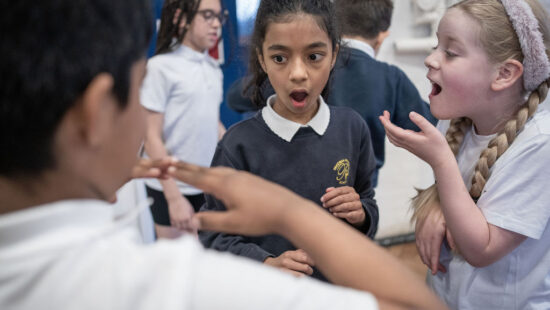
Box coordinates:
[333,159,350,185]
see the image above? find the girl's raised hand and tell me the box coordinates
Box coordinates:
[379,111,452,169]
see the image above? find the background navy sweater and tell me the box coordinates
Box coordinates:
[199,106,378,281]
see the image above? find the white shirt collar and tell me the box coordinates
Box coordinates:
[174,44,218,66]
[261,95,330,142]
[342,38,375,58]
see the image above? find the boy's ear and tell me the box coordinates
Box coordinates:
[256,48,267,72]
[491,59,523,91]
[331,44,340,69]
[374,30,390,52]
[77,73,116,147]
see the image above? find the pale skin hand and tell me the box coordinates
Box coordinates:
[168,162,448,310]
[380,111,526,267]
[415,204,457,275]
[321,186,365,226]
[264,249,315,277]
[167,195,198,234]
[379,111,452,169]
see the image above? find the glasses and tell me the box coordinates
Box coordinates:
[197,9,229,25]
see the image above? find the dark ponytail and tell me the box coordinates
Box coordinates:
[155,0,201,55]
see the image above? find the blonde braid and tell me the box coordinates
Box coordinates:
[470,78,550,199]
[410,117,472,223]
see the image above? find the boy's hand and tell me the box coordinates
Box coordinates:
[264,249,315,277]
[167,195,198,234]
[379,111,452,170]
[321,186,365,226]
[131,157,175,179]
[415,205,450,275]
[168,161,314,236]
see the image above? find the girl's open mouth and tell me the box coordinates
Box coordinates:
[290,91,309,107]
[430,82,442,97]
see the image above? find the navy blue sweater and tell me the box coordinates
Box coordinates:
[199,106,378,282]
[226,46,436,186]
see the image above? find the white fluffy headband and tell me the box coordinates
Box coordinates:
[500,0,550,91]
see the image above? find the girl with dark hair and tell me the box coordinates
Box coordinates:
[199,0,379,282]
[141,0,228,238]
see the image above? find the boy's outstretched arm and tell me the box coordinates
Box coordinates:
[169,162,447,310]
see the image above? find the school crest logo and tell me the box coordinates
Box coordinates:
[333,159,350,185]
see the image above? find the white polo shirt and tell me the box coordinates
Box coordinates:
[140,45,223,195]
[0,200,378,309]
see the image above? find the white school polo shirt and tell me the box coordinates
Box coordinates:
[428,109,550,309]
[0,199,379,309]
[140,45,223,195]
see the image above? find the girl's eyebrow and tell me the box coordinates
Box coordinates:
[267,44,289,51]
[307,42,328,49]
[267,42,328,51]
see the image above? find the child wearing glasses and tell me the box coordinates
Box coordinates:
[140,0,228,239]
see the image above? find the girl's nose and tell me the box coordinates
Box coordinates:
[211,17,221,28]
[289,59,308,82]
[424,51,440,70]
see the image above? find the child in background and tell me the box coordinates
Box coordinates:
[380,0,550,308]
[199,0,378,282]
[141,0,227,238]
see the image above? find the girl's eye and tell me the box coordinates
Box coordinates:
[445,50,457,57]
[308,53,324,61]
[272,55,287,64]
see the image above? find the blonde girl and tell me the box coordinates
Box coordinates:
[380,0,550,308]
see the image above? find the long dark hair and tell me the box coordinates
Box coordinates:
[244,0,340,107]
[155,0,201,55]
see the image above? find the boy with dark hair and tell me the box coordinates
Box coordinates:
[331,0,436,185]
[0,0,445,309]
[226,0,435,186]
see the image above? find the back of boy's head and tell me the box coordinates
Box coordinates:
[0,0,152,178]
[245,0,340,107]
[412,0,550,217]
[155,0,202,55]
[334,0,393,40]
